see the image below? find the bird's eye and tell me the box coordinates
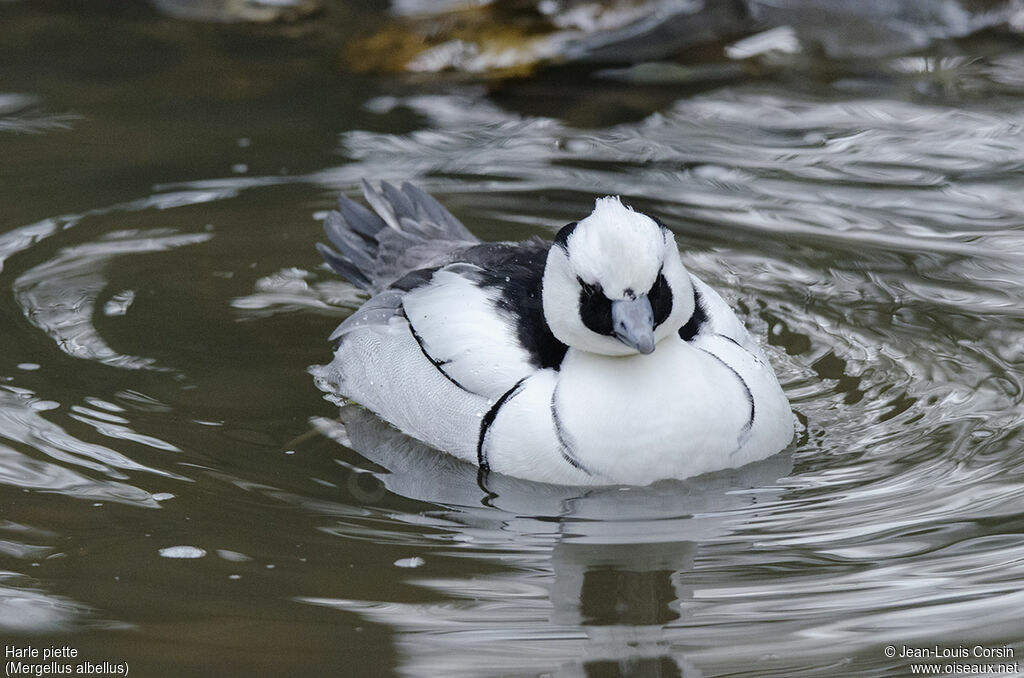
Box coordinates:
[577,276,599,297]
[648,269,673,328]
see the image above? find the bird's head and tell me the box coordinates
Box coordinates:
[542,197,695,356]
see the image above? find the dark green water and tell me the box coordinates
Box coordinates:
[2,3,1024,677]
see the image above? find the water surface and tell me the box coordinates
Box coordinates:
[2,3,1023,676]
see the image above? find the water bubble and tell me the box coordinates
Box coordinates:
[159,546,206,559]
[394,557,425,568]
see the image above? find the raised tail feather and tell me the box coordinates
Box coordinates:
[318,181,478,292]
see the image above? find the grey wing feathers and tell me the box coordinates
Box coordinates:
[328,289,404,343]
[320,181,478,292]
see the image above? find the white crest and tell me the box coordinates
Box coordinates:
[569,197,665,297]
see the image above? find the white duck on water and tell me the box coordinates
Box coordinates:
[312,182,793,486]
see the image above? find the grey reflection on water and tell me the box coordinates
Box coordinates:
[0,386,175,504]
[0,93,77,134]
[268,84,1024,674]
[0,524,89,633]
[231,267,363,319]
[16,79,1010,674]
[0,521,122,635]
[299,408,791,677]
[293,403,1024,674]
[1,18,1023,669]
[550,541,701,677]
[0,189,235,275]
[333,91,1024,260]
[13,229,212,370]
[0,572,96,634]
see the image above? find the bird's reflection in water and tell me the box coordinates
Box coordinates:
[553,540,696,678]
[307,407,791,677]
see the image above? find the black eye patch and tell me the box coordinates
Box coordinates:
[577,276,614,336]
[648,269,673,328]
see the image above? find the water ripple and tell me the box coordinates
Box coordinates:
[0,386,175,506]
[2,69,1022,674]
[267,86,1024,675]
[13,229,212,370]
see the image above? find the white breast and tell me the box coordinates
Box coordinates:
[551,338,754,485]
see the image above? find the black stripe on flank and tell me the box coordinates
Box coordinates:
[550,387,593,476]
[715,333,743,348]
[678,285,708,342]
[697,348,755,432]
[476,466,499,507]
[477,377,528,472]
[401,305,470,393]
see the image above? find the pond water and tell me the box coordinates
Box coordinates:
[2,3,1024,677]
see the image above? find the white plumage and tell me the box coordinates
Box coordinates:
[312,182,794,486]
